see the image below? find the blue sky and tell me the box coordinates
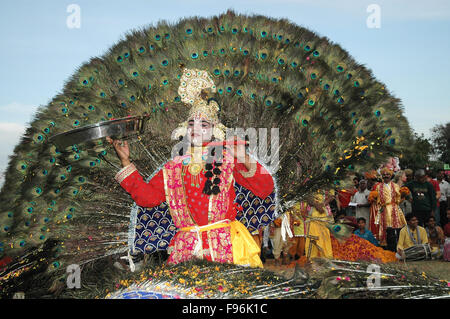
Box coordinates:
[0,0,449,184]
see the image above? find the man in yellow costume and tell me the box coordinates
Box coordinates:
[305,190,335,259]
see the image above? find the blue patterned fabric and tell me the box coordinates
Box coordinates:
[131,182,277,254]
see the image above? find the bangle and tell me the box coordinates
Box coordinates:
[115,163,137,183]
[239,162,257,178]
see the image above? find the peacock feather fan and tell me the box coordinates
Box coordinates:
[0,10,411,295]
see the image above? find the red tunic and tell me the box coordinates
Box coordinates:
[118,159,274,261]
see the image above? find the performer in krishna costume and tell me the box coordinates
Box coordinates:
[109,68,273,267]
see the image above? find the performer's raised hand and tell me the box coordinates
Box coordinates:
[106,136,131,167]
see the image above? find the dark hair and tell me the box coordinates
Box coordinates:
[405,213,416,222]
[427,216,435,223]
[357,217,366,223]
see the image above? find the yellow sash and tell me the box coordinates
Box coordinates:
[180,220,263,268]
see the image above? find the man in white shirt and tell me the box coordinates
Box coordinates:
[436,170,450,226]
[351,179,371,223]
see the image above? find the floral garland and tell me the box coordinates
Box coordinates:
[330,234,397,263]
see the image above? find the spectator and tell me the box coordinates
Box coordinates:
[436,170,450,226]
[425,216,445,250]
[406,169,437,227]
[270,216,292,266]
[394,170,408,187]
[404,169,414,183]
[351,179,371,223]
[426,170,441,226]
[397,213,429,259]
[337,182,357,217]
[354,217,379,246]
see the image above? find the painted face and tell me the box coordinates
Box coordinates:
[187,118,213,146]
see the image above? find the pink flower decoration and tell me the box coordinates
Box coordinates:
[345,277,350,281]
[336,276,342,281]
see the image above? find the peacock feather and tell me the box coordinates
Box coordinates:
[0,10,411,296]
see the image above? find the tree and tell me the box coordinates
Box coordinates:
[400,132,432,170]
[431,122,450,165]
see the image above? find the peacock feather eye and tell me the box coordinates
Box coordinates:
[336,65,344,72]
[285,38,290,44]
[129,95,136,102]
[250,93,256,99]
[324,84,330,90]
[236,89,243,96]
[338,97,345,104]
[291,62,298,67]
[232,28,238,34]
[302,119,309,126]
[333,89,340,96]
[100,92,106,97]
[354,81,360,87]
[385,129,392,136]
[277,58,285,65]
[226,86,233,93]
[132,71,139,77]
[82,79,89,85]
[347,73,353,79]
[185,28,192,35]
[149,44,155,50]
[39,235,45,240]
[218,88,223,95]
[233,70,240,76]
[261,31,267,37]
[277,35,283,41]
[203,50,208,57]
[117,56,123,62]
[224,70,230,76]
[61,107,68,114]
[389,138,396,145]
[155,34,161,41]
[19,240,26,247]
[35,187,42,194]
[88,105,95,110]
[308,99,315,106]
[139,46,145,53]
[52,261,60,268]
[161,59,169,66]
[375,110,381,117]
[304,45,311,51]
[124,52,129,58]
[73,120,80,127]
[162,79,168,85]
[311,73,317,79]
[313,50,320,57]
[297,92,304,99]
[191,52,198,59]
[260,53,267,60]
[358,129,364,136]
